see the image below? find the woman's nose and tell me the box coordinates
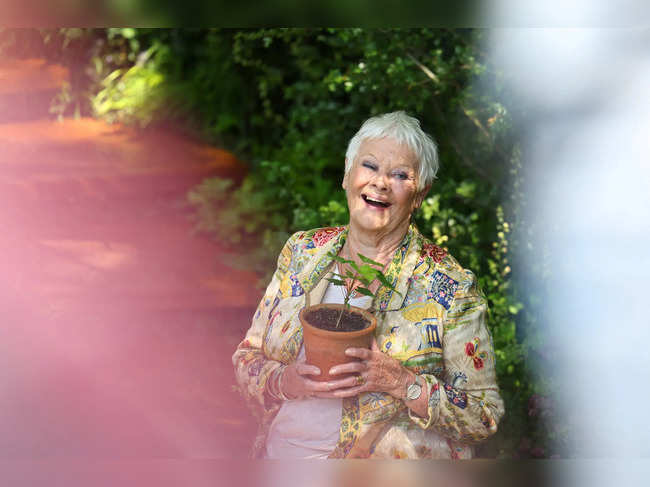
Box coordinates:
[371,172,389,191]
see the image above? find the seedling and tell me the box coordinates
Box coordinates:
[326,251,401,329]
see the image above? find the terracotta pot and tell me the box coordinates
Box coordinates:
[300,303,377,382]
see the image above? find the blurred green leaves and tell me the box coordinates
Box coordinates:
[92,44,167,126]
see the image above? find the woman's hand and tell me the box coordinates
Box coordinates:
[326,338,430,418]
[281,359,367,399]
[326,338,413,399]
[284,338,430,418]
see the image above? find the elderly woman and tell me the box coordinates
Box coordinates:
[233,111,504,459]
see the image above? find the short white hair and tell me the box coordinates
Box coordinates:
[345,111,439,192]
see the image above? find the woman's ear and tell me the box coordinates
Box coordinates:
[342,159,349,190]
[414,184,431,210]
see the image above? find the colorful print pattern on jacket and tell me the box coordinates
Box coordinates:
[232,225,505,459]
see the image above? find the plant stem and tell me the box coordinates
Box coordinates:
[335,268,359,329]
[335,308,344,329]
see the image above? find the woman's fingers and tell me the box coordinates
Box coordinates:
[345,347,373,360]
[309,377,367,398]
[340,342,412,397]
[345,337,380,360]
[311,387,364,399]
[300,375,359,394]
[328,361,366,376]
[330,385,366,398]
[283,360,368,398]
[282,362,320,398]
[321,374,361,390]
[286,343,410,399]
[295,362,321,377]
[304,378,341,392]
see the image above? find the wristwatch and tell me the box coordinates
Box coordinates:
[405,374,423,401]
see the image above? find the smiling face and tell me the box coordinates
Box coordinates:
[343,137,427,240]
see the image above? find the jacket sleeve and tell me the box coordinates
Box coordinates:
[408,269,505,443]
[231,232,299,421]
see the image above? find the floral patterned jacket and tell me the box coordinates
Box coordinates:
[232,224,505,459]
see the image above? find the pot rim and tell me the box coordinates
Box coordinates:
[299,303,377,339]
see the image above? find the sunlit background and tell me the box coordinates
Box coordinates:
[487,1,650,485]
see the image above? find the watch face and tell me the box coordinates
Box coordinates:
[407,380,422,401]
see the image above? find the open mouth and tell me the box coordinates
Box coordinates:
[362,194,391,208]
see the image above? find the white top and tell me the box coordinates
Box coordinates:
[265,279,371,459]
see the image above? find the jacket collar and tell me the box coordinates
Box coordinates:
[297,227,348,296]
[297,224,424,312]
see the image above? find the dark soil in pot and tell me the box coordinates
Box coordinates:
[303,307,369,332]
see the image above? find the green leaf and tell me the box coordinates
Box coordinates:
[376,272,394,290]
[355,287,374,297]
[329,252,353,264]
[357,253,383,267]
[508,304,522,315]
[358,266,377,284]
[120,28,137,39]
[326,278,346,286]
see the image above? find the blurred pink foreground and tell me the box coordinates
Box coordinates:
[0,59,259,460]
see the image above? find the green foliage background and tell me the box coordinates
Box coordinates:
[2,28,564,458]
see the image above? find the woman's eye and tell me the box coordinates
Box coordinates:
[362,161,377,170]
[392,172,409,180]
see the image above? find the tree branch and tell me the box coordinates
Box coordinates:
[407,51,511,168]
[406,52,440,85]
